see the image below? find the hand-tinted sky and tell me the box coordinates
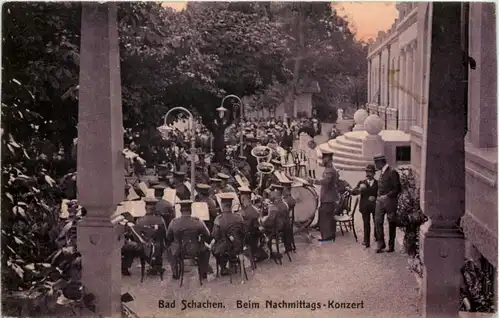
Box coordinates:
[163,2,398,41]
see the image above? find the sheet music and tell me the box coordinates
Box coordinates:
[137,182,149,197]
[145,188,155,198]
[235,175,248,187]
[215,192,240,213]
[273,171,286,183]
[126,187,140,201]
[119,200,147,218]
[163,188,177,204]
[191,202,210,220]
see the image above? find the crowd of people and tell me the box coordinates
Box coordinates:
[117,115,402,282]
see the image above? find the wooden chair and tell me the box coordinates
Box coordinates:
[216,222,249,283]
[175,229,204,287]
[334,196,359,242]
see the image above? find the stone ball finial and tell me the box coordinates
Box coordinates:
[364,114,384,135]
[353,109,369,125]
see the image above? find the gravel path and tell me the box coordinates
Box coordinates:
[122,124,420,318]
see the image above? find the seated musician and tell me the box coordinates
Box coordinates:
[209,177,223,196]
[121,197,167,276]
[195,183,219,232]
[259,187,287,237]
[172,171,191,200]
[211,193,245,276]
[152,184,176,226]
[237,187,268,262]
[217,173,236,193]
[195,153,210,184]
[281,180,296,219]
[165,200,212,280]
[269,184,294,252]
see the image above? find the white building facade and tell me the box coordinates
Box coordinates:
[367,2,497,314]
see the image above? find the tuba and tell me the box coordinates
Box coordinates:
[251,145,273,164]
[256,161,274,194]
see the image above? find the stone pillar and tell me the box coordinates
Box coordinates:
[367,59,372,103]
[398,51,406,129]
[404,46,412,132]
[468,3,497,148]
[419,3,466,318]
[352,109,369,131]
[77,3,124,317]
[362,114,384,157]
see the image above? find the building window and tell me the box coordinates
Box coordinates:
[396,146,411,162]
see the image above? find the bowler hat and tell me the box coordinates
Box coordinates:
[365,164,376,172]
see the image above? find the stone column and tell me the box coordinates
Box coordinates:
[408,44,415,128]
[404,46,412,131]
[468,3,497,148]
[367,59,372,103]
[77,3,124,317]
[419,3,466,317]
[398,51,406,129]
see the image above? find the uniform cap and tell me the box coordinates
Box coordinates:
[143,197,159,205]
[216,173,230,180]
[178,200,193,208]
[210,178,222,183]
[152,184,166,190]
[238,187,252,194]
[196,183,211,192]
[173,171,186,178]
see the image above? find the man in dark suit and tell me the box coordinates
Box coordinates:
[172,171,191,200]
[309,146,340,242]
[373,155,402,253]
[351,164,378,248]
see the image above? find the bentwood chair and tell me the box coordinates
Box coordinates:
[334,196,359,242]
[175,229,204,287]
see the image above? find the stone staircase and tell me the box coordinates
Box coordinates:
[327,131,373,171]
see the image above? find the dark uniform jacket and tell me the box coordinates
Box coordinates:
[212,212,245,255]
[261,203,286,231]
[195,164,210,184]
[238,204,260,230]
[135,214,168,249]
[351,179,378,214]
[318,166,339,203]
[165,216,211,257]
[220,184,236,193]
[195,195,219,221]
[175,183,191,200]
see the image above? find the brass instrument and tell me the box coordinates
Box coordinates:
[251,145,273,163]
[256,161,274,194]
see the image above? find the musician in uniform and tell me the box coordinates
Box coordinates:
[309,146,339,242]
[259,188,287,236]
[172,171,191,200]
[237,155,252,182]
[133,197,167,276]
[211,193,245,276]
[195,183,219,232]
[195,152,210,184]
[165,200,212,280]
[351,164,378,248]
[152,184,176,227]
[236,187,268,262]
[243,136,259,189]
[269,184,294,252]
[217,173,236,193]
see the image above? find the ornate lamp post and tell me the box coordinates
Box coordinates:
[157,107,196,201]
[216,94,244,157]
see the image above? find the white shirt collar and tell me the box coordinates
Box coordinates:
[381,164,389,174]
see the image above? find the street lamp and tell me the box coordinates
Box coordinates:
[157,107,196,201]
[217,94,244,157]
